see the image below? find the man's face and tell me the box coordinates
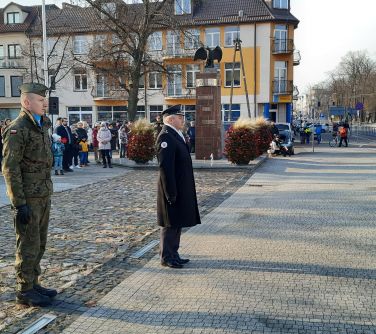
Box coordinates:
[62,119,68,126]
[24,93,48,116]
[171,114,184,130]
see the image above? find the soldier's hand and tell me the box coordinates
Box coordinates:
[15,205,32,225]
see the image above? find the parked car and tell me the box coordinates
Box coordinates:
[278,130,294,155]
[275,123,292,133]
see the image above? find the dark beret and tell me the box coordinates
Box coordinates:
[19,83,48,97]
[161,104,184,116]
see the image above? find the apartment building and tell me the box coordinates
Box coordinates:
[0,0,299,125]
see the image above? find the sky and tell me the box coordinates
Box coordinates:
[1,0,376,94]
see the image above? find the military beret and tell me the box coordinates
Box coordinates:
[19,82,48,97]
[161,104,184,117]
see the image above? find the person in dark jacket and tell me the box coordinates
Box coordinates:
[75,121,88,142]
[187,121,196,153]
[56,118,74,172]
[156,105,201,269]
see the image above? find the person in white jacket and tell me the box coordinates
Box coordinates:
[97,122,112,168]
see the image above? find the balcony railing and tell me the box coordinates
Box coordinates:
[272,80,293,95]
[92,85,129,100]
[162,48,196,59]
[293,50,301,66]
[164,85,196,99]
[0,57,26,69]
[272,39,294,54]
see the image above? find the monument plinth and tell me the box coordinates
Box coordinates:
[195,70,222,160]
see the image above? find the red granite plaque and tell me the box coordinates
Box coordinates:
[195,71,222,160]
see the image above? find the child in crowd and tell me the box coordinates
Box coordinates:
[79,137,89,167]
[51,134,65,175]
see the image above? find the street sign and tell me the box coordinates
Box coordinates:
[355,102,364,110]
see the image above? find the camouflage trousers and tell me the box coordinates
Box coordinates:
[14,196,51,292]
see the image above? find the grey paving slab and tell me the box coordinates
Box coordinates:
[0,162,130,208]
[62,144,376,334]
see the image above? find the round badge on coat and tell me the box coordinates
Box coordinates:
[161,142,168,148]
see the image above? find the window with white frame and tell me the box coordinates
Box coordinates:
[7,12,20,24]
[74,68,88,91]
[186,64,200,88]
[148,31,162,51]
[11,76,22,97]
[273,0,288,9]
[67,106,93,126]
[136,105,145,119]
[97,105,128,122]
[274,61,287,93]
[94,34,107,52]
[73,35,88,54]
[150,105,163,121]
[222,104,241,123]
[274,25,288,52]
[205,28,220,48]
[49,69,56,90]
[167,65,182,96]
[225,63,240,87]
[175,0,191,15]
[149,72,162,89]
[47,38,58,55]
[184,29,200,49]
[0,45,4,59]
[224,26,240,47]
[166,31,181,56]
[8,44,21,59]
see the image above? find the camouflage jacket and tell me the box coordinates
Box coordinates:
[1,108,53,207]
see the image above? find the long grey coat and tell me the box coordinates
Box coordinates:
[156,125,201,228]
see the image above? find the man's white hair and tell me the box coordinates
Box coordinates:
[163,114,175,125]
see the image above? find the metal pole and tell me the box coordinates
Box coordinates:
[42,0,48,87]
[228,41,238,122]
[238,42,251,118]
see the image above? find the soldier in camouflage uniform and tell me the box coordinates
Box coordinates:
[1,83,57,307]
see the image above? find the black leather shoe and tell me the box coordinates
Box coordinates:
[161,260,183,269]
[177,257,190,264]
[33,284,57,298]
[16,289,51,307]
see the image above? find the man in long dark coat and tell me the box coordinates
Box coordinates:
[156,105,201,268]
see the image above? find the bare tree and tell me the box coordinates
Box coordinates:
[318,51,376,122]
[80,0,188,121]
[22,35,78,97]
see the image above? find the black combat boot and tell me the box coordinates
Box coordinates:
[16,289,51,307]
[60,170,64,175]
[107,157,113,168]
[33,284,57,298]
[54,170,59,175]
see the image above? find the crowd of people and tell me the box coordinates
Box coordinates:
[52,118,136,173]
[1,116,197,172]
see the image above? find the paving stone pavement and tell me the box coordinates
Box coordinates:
[61,143,376,334]
[0,163,253,333]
